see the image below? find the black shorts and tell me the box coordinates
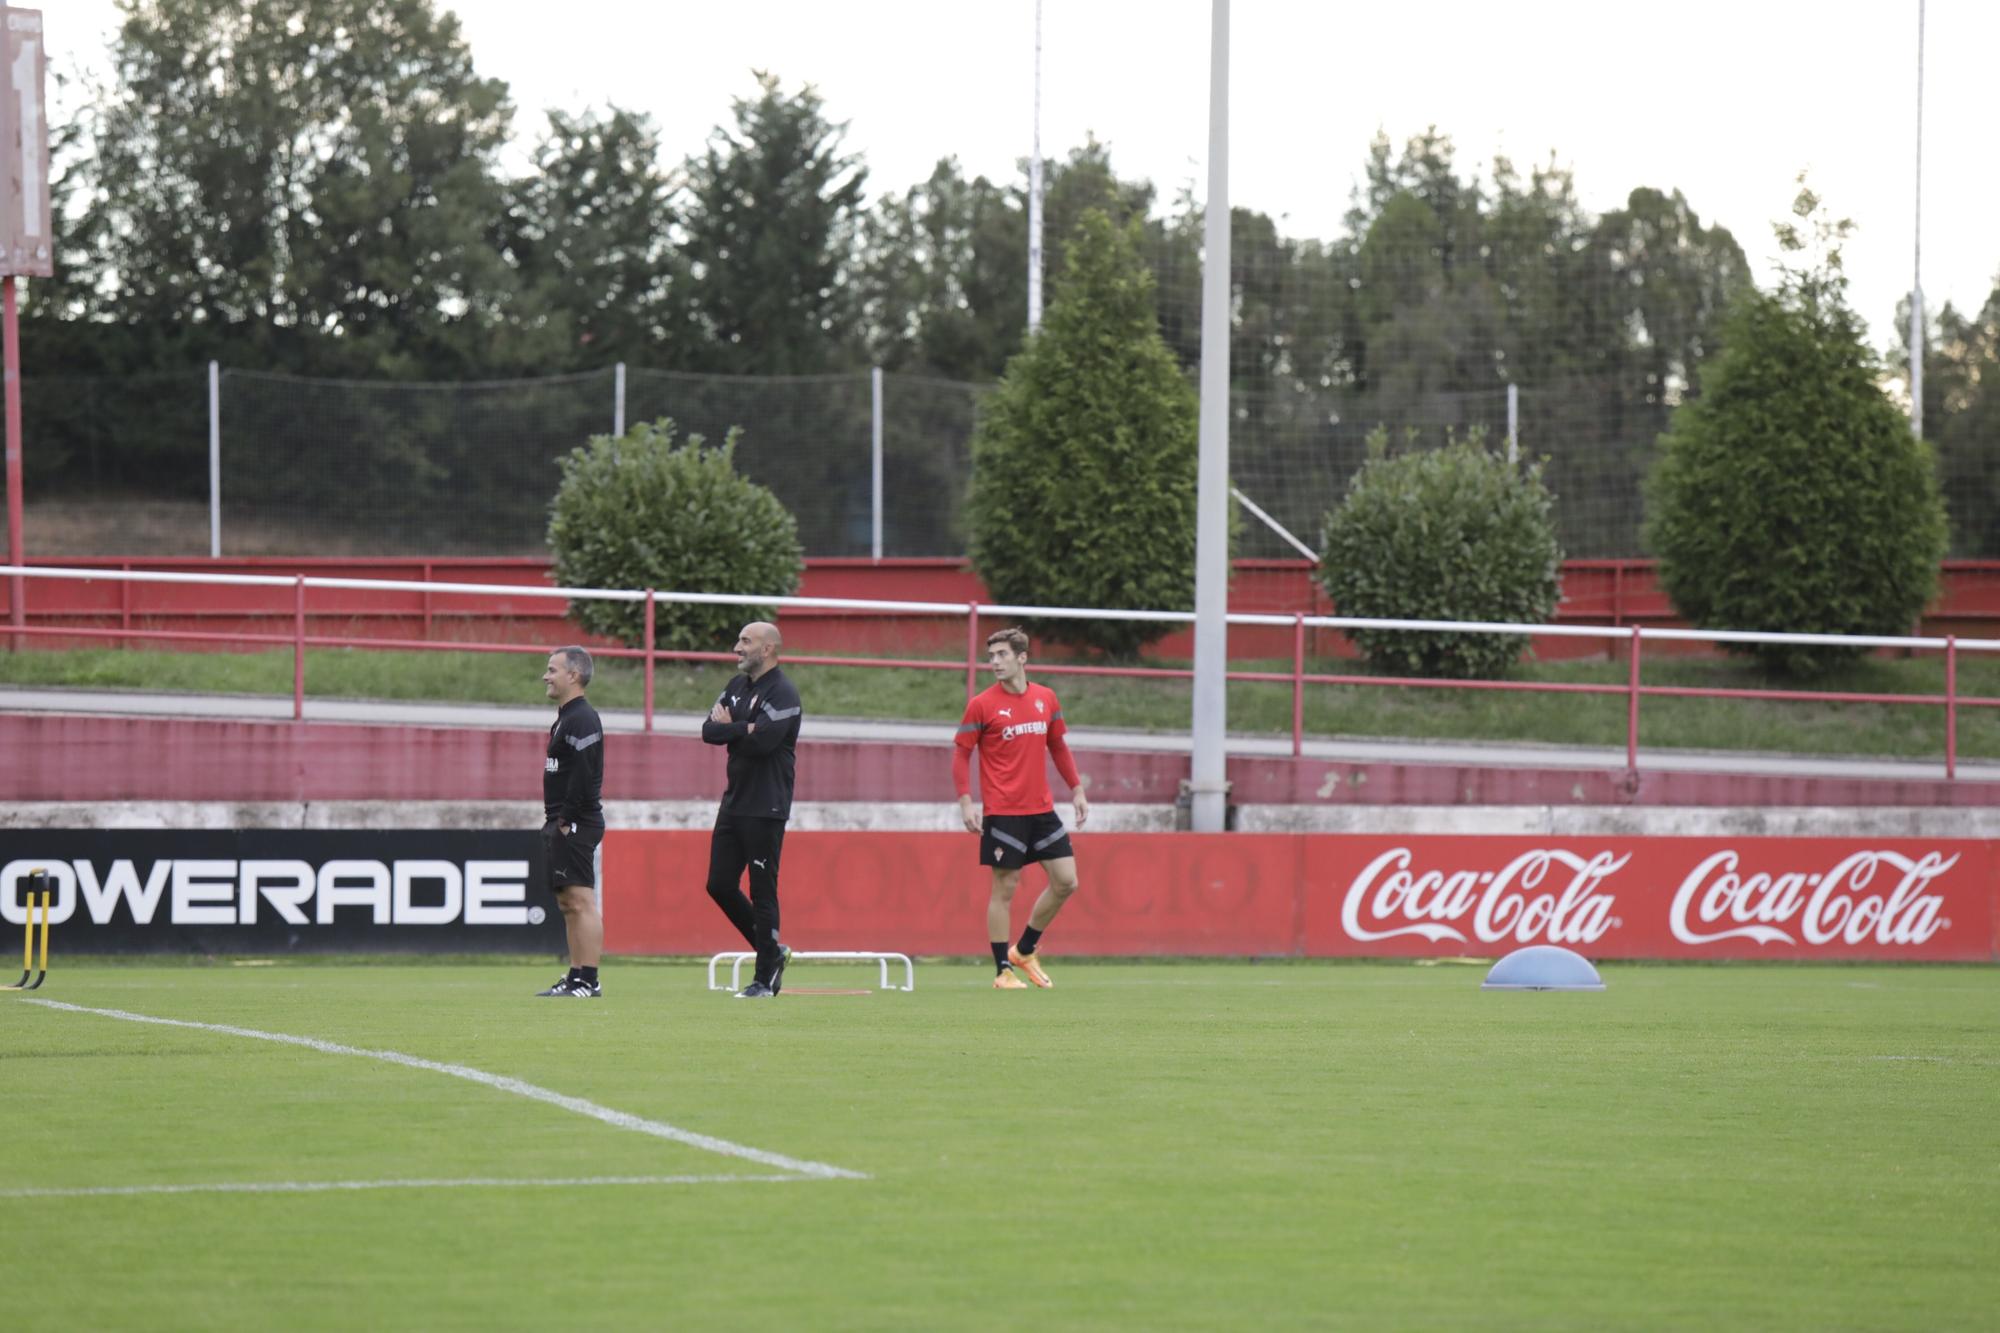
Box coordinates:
[980,811,1073,868]
[542,819,604,893]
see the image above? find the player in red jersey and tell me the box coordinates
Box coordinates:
[954,627,1089,989]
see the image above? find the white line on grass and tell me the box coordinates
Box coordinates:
[25,999,867,1181]
[0,1174,815,1200]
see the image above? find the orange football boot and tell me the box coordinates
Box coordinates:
[1007,945,1053,989]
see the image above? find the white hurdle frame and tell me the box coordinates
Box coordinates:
[707,951,915,993]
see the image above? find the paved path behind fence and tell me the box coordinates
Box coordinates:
[3,686,1993,784]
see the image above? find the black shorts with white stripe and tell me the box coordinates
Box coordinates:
[979,810,1073,868]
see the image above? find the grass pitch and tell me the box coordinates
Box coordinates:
[5,961,1996,1330]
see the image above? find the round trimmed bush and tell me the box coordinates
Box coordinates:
[1319,427,1563,679]
[546,418,803,649]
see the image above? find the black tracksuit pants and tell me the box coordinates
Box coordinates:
[706,811,786,979]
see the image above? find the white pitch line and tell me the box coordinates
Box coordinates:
[25,999,866,1181]
[0,1174,813,1200]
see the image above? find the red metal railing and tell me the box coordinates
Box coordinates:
[9,555,2000,644]
[2,564,1996,779]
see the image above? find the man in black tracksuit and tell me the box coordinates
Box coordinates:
[702,620,803,998]
[537,645,606,998]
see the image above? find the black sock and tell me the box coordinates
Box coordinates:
[565,966,583,982]
[578,966,598,985]
[991,941,1012,973]
[1017,926,1044,956]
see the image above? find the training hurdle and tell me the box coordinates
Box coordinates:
[707,951,915,993]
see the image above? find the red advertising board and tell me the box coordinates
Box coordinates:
[1299,837,1996,962]
[603,832,1305,957]
[603,832,1999,963]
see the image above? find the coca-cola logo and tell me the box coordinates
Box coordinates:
[1341,848,1626,945]
[1668,850,1955,947]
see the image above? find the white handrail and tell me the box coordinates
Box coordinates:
[0,564,1992,655]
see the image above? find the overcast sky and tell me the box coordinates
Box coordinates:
[54,1,1995,351]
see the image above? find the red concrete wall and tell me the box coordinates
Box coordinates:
[4,712,1993,809]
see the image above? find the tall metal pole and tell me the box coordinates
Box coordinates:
[1189,0,1231,833]
[3,276,20,647]
[613,361,627,437]
[207,361,222,557]
[1908,0,1925,438]
[1027,0,1045,332]
[870,365,884,560]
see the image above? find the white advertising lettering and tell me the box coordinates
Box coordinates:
[317,860,391,925]
[238,859,315,925]
[1341,847,1625,945]
[393,860,464,926]
[1668,849,1954,947]
[77,858,169,924]
[173,860,238,926]
[465,861,530,926]
[0,857,532,928]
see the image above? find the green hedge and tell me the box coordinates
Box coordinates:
[546,418,802,649]
[1319,427,1563,679]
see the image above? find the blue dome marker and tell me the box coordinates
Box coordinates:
[1480,945,1605,991]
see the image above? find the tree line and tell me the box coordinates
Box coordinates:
[26,0,2000,555]
[36,0,1754,390]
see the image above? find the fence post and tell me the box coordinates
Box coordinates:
[965,604,980,702]
[1626,626,1642,775]
[120,561,132,652]
[871,366,884,561]
[643,588,656,734]
[1945,634,1957,780]
[1292,613,1306,758]
[1506,381,1519,464]
[613,362,626,438]
[293,575,306,721]
[421,560,433,640]
[208,361,222,558]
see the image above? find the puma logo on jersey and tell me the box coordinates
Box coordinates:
[995,708,1013,719]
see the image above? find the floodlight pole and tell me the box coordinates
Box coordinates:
[1908,0,1925,438]
[4,276,20,649]
[208,361,221,557]
[1027,0,1045,332]
[870,365,884,560]
[1189,0,1231,833]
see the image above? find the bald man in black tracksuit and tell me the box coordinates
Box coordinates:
[702,621,803,998]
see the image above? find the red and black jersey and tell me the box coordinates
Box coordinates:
[953,681,1082,816]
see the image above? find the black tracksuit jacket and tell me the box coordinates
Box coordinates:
[700,667,802,820]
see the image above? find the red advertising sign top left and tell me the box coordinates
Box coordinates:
[0,8,49,278]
